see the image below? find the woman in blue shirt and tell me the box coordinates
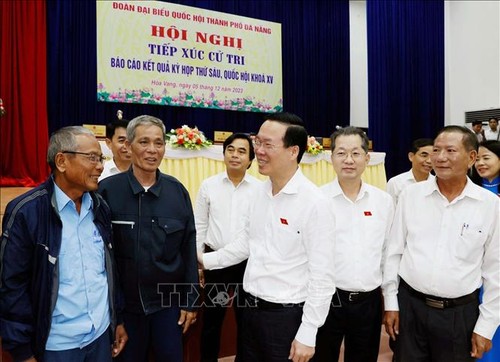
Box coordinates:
[472,140,500,361]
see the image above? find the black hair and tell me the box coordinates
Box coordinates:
[471,140,500,194]
[410,138,434,153]
[222,133,255,166]
[436,125,478,152]
[106,119,130,139]
[264,112,307,162]
[330,127,370,153]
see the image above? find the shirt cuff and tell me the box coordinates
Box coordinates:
[383,295,399,311]
[203,251,219,270]
[294,322,317,347]
[474,317,498,340]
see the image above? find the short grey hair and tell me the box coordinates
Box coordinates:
[330,126,370,153]
[127,115,166,142]
[47,126,94,171]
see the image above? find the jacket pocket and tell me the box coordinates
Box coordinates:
[111,219,136,259]
[152,217,185,262]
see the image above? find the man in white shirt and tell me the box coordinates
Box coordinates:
[98,119,131,181]
[315,127,394,362]
[472,120,486,143]
[383,126,500,361]
[199,112,336,362]
[485,117,499,141]
[386,138,434,205]
[195,133,261,362]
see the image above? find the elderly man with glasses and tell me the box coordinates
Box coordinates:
[0,126,127,362]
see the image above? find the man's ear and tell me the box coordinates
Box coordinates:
[55,152,68,173]
[408,152,414,163]
[467,150,477,169]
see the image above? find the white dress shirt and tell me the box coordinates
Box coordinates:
[98,159,121,182]
[321,179,394,292]
[194,171,261,254]
[383,177,500,339]
[485,129,500,141]
[203,168,336,347]
[386,169,435,205]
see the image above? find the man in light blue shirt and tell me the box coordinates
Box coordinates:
[45,186,111,351]
[0,126,127,362]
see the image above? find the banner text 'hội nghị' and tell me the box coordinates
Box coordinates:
[97,1,283,113]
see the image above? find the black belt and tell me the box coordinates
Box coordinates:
[336,287,381,303]
[401,279,479,309]
[245,294,304,309]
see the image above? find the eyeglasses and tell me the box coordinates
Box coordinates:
[62,151,106,164]
[332,150,366,160]
[252,138,282,152]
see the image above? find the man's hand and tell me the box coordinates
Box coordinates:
[198,268,205,288]
[112,323,128,357]
[383,311,400,341]
[197,250,204,268]
[471,332,492,358]
[178,309,198,334]
[288,339,315,362]
[23,357,37,362]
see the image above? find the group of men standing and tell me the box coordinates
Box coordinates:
[0,112,498,362]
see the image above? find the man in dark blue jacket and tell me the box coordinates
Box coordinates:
[98,115,198,362]
[0,126,127,362]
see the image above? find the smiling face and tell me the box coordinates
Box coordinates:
[128,124,166,176]
[55,134,104,196]
[431,131,476,182]
[472,123,483,134]
[224,137,252,174]
[409,145,433,178]
[106,126,131,165]
[254,120,298,180]
[475,146,500,182]
[331,134,370,182]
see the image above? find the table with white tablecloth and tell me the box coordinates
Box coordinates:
[100,142,387,202]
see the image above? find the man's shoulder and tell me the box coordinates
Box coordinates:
[201,172,225,185]
[297,176,326,201]
[387,170,412,185]
[364,182,392,201]
[244,174,263,188]
[2,181,52,230]
[98,171,128,191]
[469,181,500,202]
[6,181,51,212]
[158,172,190,193]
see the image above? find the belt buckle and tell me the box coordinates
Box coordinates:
[348,292,359,302]
[425,298,444,309]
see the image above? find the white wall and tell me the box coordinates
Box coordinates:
[349,1,500,128]
[445,1,500,125]
[349,0,368,128]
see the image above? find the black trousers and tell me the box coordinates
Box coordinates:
[200,260,247,362]
[314,288,382,362]
[115,307,182,362]
[239,302,303,362]
[396,282,479,362]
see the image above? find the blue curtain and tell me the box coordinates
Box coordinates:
[46,0,350,138]
[367,0,444,178]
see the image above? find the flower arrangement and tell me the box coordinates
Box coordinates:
[167,125,212,150]
[306,136,323,155]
